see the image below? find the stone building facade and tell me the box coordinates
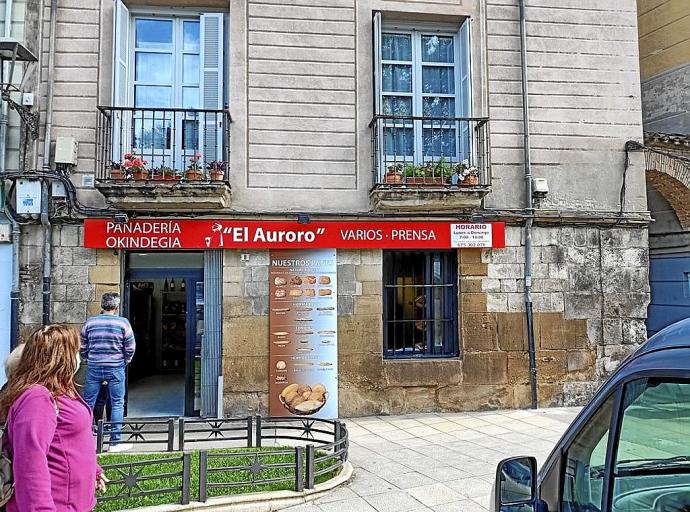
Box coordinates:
[2,0,650,416]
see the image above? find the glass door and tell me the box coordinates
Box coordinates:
[132,16,201,171]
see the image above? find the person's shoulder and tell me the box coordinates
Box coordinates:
[116,315,132,327]
[10,385,52,410]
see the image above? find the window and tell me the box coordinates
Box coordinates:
[111,0,224,168]
[562,394,613,512]
[612,379,690,509]
[374,16,471,167]
[383,251,458,358]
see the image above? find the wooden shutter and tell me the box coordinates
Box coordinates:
[458,18,472,160]
[200,13,224,162]
[112,0,131,161]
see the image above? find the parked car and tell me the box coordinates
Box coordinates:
[492,318,690,512]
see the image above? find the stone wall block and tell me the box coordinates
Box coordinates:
[601,247,648,268]
[565,293,602,319]
[567,350,596,374]
[461,293,488,313]
[223,356,268,392]
[487,263,522,279]
[72,247,97,266]
[587,319,603,345]
[540,246,563,264]
[532,228,559,246]
[60,225,80,246]
[61,265,89,284]
[354,295,382,316]
[549,263,569,280]
[337,264,357,294]
[460,263,489,276]
[355,264,381,282]
[360,250,382,265]
[66,284,95,302]
[337,295,354,316]
[497,312,527,351]
[223,282,242,298]
[508,293,526,312]
[536,350,568,383]
[600,228,648,248]
[53,247,73,266]
[482,278,501,292]
[536,313,566,350]
[486,292,508,312]
[462,312,498,351]
[621,318,647,346]
[88,265,119,286]
[96,250,119,266]
[383,360,462,387]
[532,263,549,278]
[562,382,599,407]
[338,315,381,353]
[223,296,252,317]
[251,296,268,316]
[505,227,523,247]
[52,301,87,324]
[244,281,268,298]
[251,265,268,282]
[461,278,483,293]
[463,352,508,384]
[337,250,361,265]
[507,352,530,384]
[223,316,269,357]
[569,266,601,292]
[361,281,382,296]
[51,284,66,302]
[483,247,522,264]
[603,293,650,318]
[499,279,520,293]
[438,384,513,411]
[460,249,482,264]
[224,266,244,283]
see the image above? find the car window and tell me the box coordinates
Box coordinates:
[611,379,690,511]
[562,394,614,512]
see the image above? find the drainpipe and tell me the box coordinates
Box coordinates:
[0,0,20,347]
[519,0,538,409]
[41,0,58,325]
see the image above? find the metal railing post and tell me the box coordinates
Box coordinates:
[167,418,175,452]
[178,418,185,452]
[96,420,104,454]
[181,453,191,505]
[295,446,305,492]
[305,444,315,489]
[255,416,262,448]
[199,450,208,503]
[247,416,253,448]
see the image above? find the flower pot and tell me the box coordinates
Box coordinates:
[110,169,125,180]
[186,169,204,180]
[405,176,445,186]
[460,175,479,186]
[209,170,225,181]
[384,171,403,184]
[132,170,149,180]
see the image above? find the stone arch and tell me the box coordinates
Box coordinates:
[645,150,690,229]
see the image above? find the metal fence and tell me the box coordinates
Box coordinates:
[95,106,231,181]
[96,416,349,507]
[370,115,491,187]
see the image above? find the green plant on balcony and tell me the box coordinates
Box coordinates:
[109,161,126,181]
[152,166,179,181]
[455,159,480,186]
[403,158,454,185]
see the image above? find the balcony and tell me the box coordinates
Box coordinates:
[370,115,491,212]
[95,106,232,211]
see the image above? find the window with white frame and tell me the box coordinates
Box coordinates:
[111,0,224,169]
[373,14,471,167]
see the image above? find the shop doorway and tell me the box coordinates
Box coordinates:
[124,252,204,417]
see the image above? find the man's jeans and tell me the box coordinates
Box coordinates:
[83,365,126,444]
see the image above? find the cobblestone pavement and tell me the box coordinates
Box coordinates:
[283,407,581,512]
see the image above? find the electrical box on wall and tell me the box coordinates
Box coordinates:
[54,136,78,165]
[16,180,42,214]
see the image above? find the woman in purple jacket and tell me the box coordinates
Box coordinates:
[0,325,108,512]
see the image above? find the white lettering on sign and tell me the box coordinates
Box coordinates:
[450,223,493,248]
[340,229,384,241]
[105,221,181,235]
[105,236,182,249]
[253,228,317,244]
[391,229,437,241]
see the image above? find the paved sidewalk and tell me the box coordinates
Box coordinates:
[283,407,580,512]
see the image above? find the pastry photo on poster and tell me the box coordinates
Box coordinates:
[269,249,338,419]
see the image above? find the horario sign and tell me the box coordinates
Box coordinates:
[83,219,506,250]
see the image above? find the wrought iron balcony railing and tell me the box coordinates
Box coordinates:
[370,115,491,188]
[96,106,231,182]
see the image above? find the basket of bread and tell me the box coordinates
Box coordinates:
[279,383,327,415]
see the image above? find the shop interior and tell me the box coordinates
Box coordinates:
[125,252,204,418]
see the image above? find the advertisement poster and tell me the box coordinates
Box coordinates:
[269,249,338,419]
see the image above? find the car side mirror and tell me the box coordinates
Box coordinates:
[494,456,538,512]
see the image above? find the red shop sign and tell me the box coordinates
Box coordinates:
[83,219,506,250]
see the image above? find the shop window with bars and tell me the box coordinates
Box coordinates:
[383,251,459,358]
